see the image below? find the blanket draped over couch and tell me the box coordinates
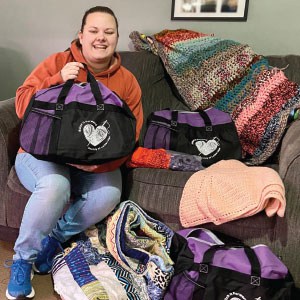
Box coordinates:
[129,29,300,165]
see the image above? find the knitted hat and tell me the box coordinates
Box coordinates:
[179,160,286,228]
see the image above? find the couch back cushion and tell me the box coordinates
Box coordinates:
[120,51,188,143]
[266,55,300,85]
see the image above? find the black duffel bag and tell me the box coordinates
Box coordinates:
[143,108,241,166]
[19,68,136,165]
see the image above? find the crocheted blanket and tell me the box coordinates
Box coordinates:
[52,200,175,300]
[130,29,300,165]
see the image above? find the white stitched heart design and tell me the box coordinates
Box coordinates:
[83,123,108,147]
[192,138,220,156]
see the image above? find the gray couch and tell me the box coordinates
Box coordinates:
[1,51,300,287]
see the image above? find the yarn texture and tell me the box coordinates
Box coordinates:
[179,160,286,228]
[130,29,300,165]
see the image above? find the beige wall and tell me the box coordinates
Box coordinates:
[1,0,300,99]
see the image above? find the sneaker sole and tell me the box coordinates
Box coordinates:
[5,287,35,299]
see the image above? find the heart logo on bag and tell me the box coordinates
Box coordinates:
[79,120,110,149]
[192,137,220,157]
[224,292,247,300]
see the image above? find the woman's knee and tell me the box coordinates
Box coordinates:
[105,188,121,209]
[90,186,121,214]
[36,174,71,203]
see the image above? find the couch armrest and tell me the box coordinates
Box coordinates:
[0,98,20,185]
[279,119,300,180]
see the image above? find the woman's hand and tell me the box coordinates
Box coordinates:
[68,163,99,172]
[60,62,84,82]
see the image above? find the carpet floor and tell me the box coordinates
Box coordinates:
[0,240,60,300]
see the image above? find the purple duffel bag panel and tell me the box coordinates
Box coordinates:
[35,82,123,107]
[154,108,232,127]
[178,228,288,279]
[20,109,53,155]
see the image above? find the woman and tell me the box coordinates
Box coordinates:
[6,6,143,300]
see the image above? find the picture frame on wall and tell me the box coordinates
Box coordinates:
[171,0,249,21]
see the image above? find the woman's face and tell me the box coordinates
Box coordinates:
[78,12,118,66]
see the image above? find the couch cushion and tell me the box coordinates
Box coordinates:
[5,167,31,228]
[124,168,192,230]
[8,166,31,197]
[124,168,278,237]
[266,55,300,85]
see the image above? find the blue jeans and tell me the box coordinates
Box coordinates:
[13,153,122,262]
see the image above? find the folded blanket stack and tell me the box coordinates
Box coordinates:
[130,29,300,165]
[179,160,286,228]
[106,200,175,299]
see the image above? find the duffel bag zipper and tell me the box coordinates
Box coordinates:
[31,108,62,119]
[149,120,177,131]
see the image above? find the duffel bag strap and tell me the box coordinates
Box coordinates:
[200,243,261,281]
[55,65,104,117]
[169,110,213,150]
[197,110,213,131]
[85,67,105,110]
[170,110,179,150]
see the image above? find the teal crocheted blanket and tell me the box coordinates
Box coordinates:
[130,29,300,165]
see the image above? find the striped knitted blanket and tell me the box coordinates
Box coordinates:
[130,29,300,165]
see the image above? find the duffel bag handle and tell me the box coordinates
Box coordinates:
[201,243,261,278]
[170,109,213,150]
[170,110,212,130]
[55,64,104,114]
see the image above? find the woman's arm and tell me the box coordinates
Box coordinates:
[15,52,70,119]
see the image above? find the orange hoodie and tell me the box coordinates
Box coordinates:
[16,41,143,173]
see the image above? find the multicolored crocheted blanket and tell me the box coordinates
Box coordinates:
[52,200,175,300]
[130,29,300,165]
